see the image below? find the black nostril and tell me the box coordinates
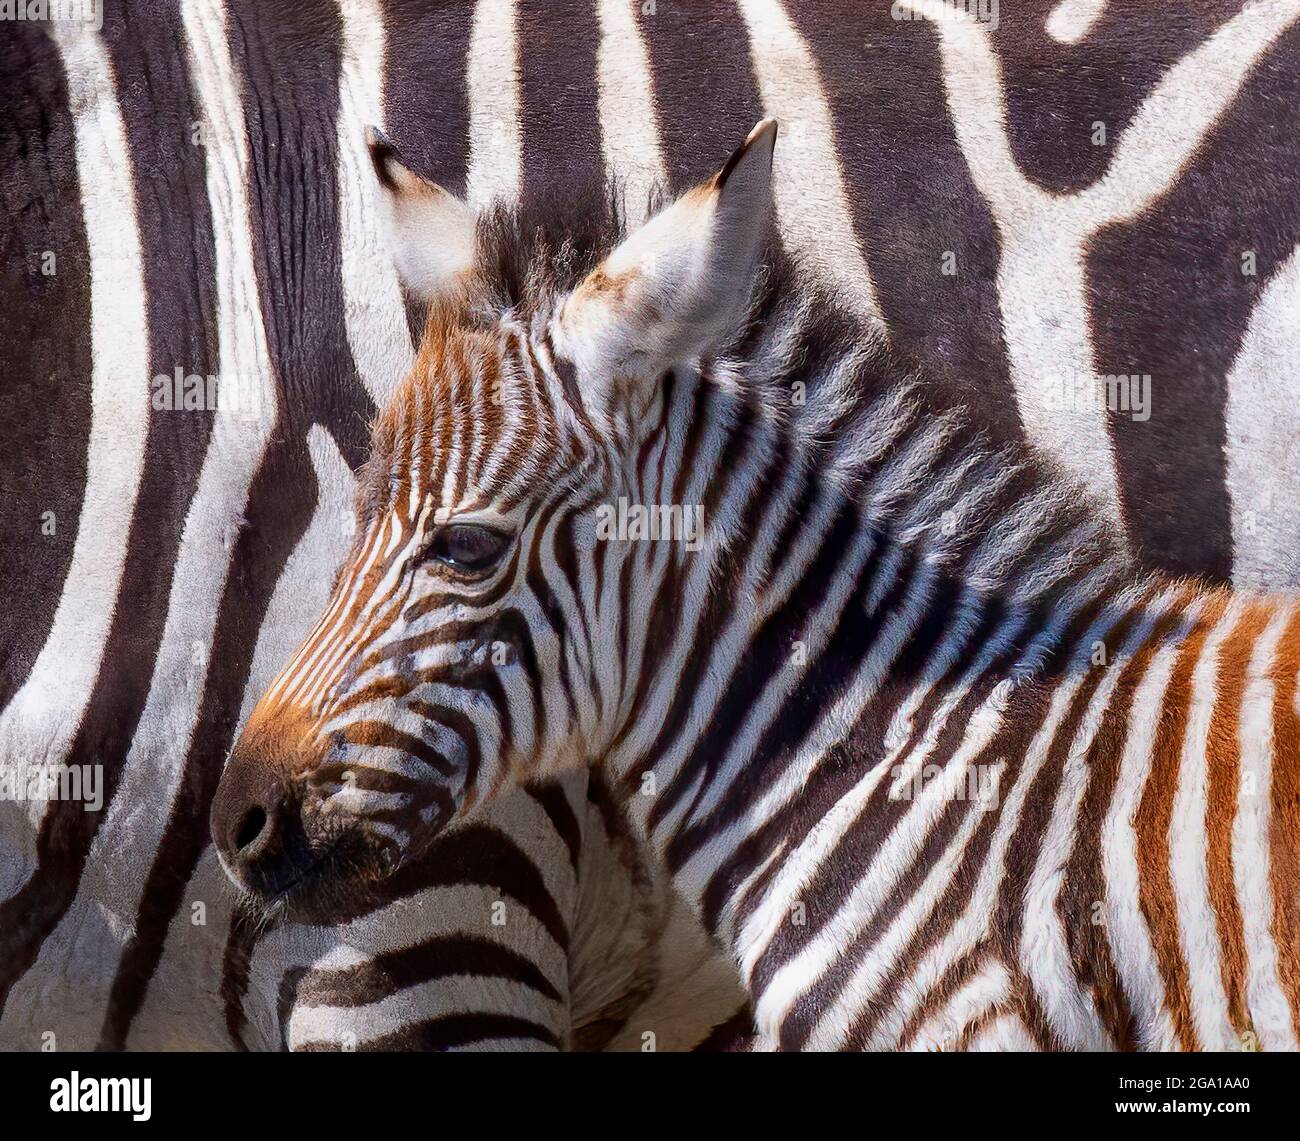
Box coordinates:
[235,805,269,853]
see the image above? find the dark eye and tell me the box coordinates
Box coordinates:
[424,524,511,574]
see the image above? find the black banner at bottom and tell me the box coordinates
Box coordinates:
[1,1049,1284,1129]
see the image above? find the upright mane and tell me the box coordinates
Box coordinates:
[448,180,1132,603]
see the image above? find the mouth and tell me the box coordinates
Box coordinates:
[228,818,401,927]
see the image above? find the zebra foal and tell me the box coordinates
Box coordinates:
[211,121,1300,1051]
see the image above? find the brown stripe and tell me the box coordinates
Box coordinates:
[1057,588,1189,1052]
[954,1004,1010,1052]
[1204,601,1271,1038]
[1012,969,1064,1052]
[1266,605,1300,1040]
[894,947,984,1051]
[340,719,458,777]
[1135,589,1224,1051]
[835,668,1058,1050]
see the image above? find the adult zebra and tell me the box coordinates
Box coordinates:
[215,116,1300,1051]
[4,0,1299,1049]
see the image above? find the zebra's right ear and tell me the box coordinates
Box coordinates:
[556,119,776,400]
[366,127,477,302]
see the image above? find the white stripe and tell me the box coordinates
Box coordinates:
[3,0,281,1043]
[752,670,1011,1044]
[1233,604,1300,1050]
[807,729,1009,1049]
[895,0,1122,530]
[840,790,995,1050]
[1226,245,1300,591]
[887,672,1088,1047]
[673,528,886,852]
[905,958,1011,1052]
[0,21,149,827]
[1171,597,1243,1048]
[965,1014,1040,1050]
[733,0,881,316]
[1018,609,1144,1050]
[595,0,665,226]
[270,521,382,709]
[898,0,1300,538]
[125,849,244,1049]
[465,0,521,208]
[695,560,942,937]
[240,427,357,726]
[1077,0,1300,226]
[1045,0,1107,45]
[337,0,416,406]
[288,975,562,1048]
[1101,596,1200,1050]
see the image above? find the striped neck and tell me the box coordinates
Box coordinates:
[595,270,1139,956]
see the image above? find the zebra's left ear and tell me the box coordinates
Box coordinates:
[366,127,477,302]
[559,119,777,400]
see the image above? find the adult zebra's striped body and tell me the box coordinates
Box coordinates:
[215,119,1300,1051]
[4,0,1300,1049]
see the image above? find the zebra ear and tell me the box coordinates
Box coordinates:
[560,119,777,395]
[366,127,477,302]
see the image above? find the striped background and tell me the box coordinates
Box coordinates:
[1,0,1297,1049]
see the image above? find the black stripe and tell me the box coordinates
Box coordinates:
[276,965,308,1051]
[517,0,603,212]
[0,1,225,1031]
[298,1012,560,1051]
[990,2,1238,194]
[381,0,475,196]
[1090,22,1300,582]
[0,21,91,711]
[616,435,794,809]
[105,432,320,1049]
[762,605,1043,1047]
[638,0,764,195]
[406,700,484,794]
[785,0,1023,445]
[270,822,572,950]
[77,0,223,1047]
[692,1004,755,1051]
[698,557,966,935]
[649,500,863,841]
[718,546,936,959]
[294,933,563,1007]
[103,0,370,1046]
[220,908,258,1051]
[525,780,582,872]
[839,604,1112,1048]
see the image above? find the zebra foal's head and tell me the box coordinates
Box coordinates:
[210,120,778,914]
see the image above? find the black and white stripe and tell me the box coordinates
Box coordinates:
[0,0,743,1051]
[218,107,1300,1050]
[5,0,1300,1050]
